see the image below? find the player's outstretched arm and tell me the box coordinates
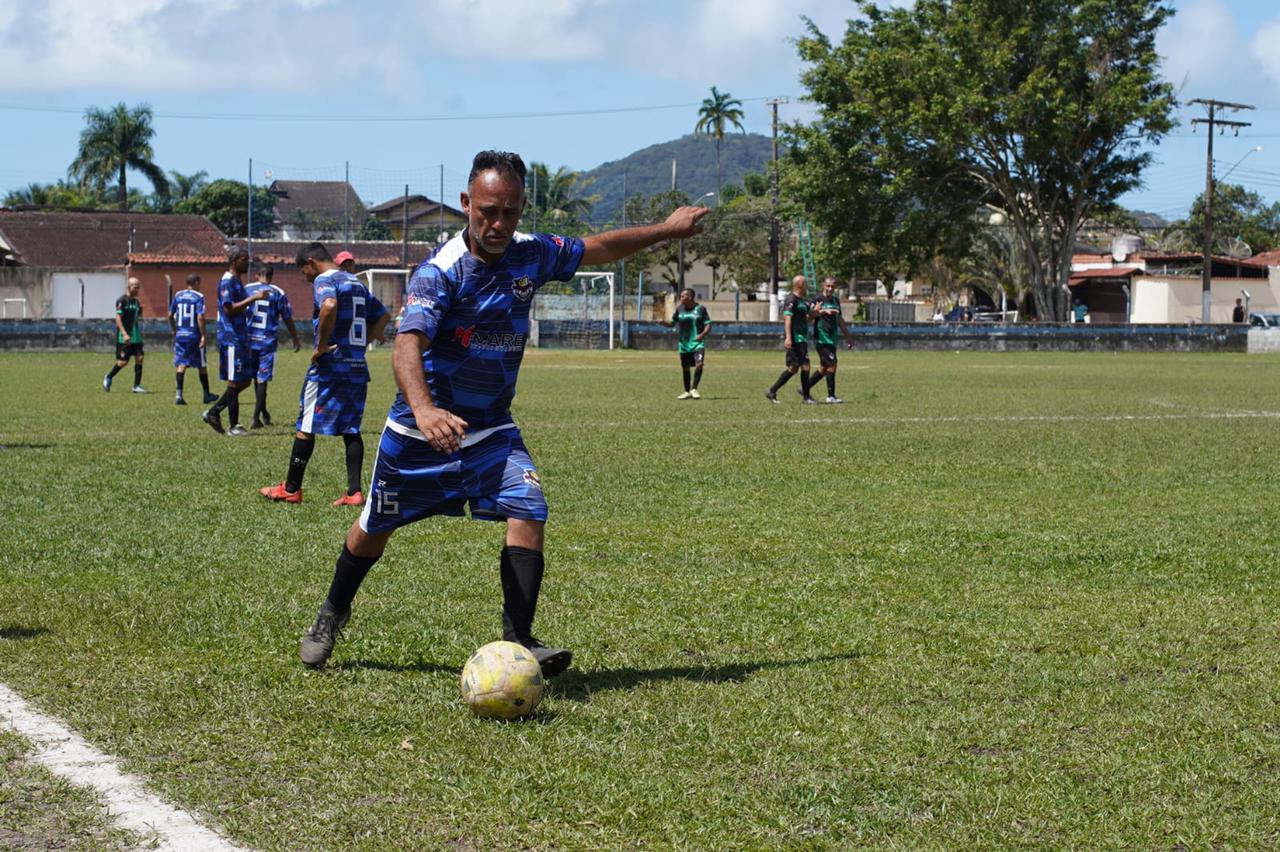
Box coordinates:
[311,297,338,364]
[580,206,710,266]
[393,331,467,452]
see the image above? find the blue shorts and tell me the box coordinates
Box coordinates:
[218,341,251,383]
[248,347,277,382]
[173,338,206,368]
[359,422,547,534]
[296,377,368,435]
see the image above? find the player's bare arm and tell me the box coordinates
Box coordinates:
[197,312,206,348]
[783,315,793,348]
[286,318,301,351]
[311,297,339,363]
[580,206,710,265]
[226,290,268,316]
[369,311,391,345]
[392,330,467,452]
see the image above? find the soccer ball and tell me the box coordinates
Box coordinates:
[460,640,545,720]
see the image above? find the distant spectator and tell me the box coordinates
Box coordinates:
[1071,300,1089,324]
[1233,298,1246,323]
[334,250,357,274]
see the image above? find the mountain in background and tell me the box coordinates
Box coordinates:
[577,133,773,225]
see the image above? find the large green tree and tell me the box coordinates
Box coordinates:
[695,87,746,203]
[1183,182,1280,257]
[792,0,1177,320]
[175,179,276,237]
[68,102,169,210]
[4,180,110,209]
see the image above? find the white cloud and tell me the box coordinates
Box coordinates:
[1157,0,1242,94]
[1251,19,1280,89]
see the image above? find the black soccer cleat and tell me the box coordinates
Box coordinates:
[175,395,187,406]
[261,410,272,426]
[202,392,218,404]
[300,601,351,668]
[201,409,224,434]
[522,638,572,678]
[764,389,778,405]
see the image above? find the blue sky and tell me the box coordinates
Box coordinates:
[0,0,1277,221]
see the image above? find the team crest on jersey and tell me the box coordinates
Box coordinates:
[512,276,534,301]
[522,469,541,489]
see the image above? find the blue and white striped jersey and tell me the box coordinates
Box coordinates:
[310,269,387,384]
[169,289,205,342]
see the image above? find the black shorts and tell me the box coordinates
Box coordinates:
[785,342,809,369]
[816,344,838,367]
[679,349,705,368]
[116,341,144,360]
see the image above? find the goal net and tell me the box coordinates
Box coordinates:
[533,271,616,350]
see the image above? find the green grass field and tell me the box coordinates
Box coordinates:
[3,347,1280,849]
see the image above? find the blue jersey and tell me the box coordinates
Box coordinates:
[169,289,205,342]
[246,283,293,351]
[217,272,250,345]
[392,231,585,430]
[310,269,387,383]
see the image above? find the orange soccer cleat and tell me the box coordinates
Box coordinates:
[332,491,364,507]
[260,482,303,503]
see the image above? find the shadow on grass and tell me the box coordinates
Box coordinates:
[0,443,55,450]
[331,659,458,675]
[550,651,867,702]
[0,626,48,640]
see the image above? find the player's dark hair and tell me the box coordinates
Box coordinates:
[185,273,200,286]
[258,263,274,280]
[468,151,526,188]
[680,288,695,299]
[294,242,331,267]
[227,247,249,265]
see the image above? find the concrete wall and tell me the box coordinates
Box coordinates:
[1131,276,1280,324]
[0,318,318,352]
[0,268,52,318]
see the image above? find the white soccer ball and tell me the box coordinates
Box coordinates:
[460,640,545,720]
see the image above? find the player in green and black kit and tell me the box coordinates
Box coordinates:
[810,276,853,403]
[103,277,148,393]
[663,287,712,399]
[765,275,817,404]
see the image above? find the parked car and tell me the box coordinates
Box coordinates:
[1249,311,1280,328]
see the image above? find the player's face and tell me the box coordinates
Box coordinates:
[233,255,249,275]
[462,170,525,261]
[822,282,835,297]
[127,281,140,297]
[680,291,695,308]
[298,259,320,283]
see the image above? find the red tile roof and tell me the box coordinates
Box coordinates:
[1245,249,1280,268]
[0,210,226,268]
[1068,266,1141,285]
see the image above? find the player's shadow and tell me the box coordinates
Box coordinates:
[0,626,48,640]
[549,651,866,702]
[331,659,458,676]
[0,443,55,450]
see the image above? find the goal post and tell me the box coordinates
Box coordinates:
[533,271,617,350]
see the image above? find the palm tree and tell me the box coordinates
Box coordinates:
[68,102,169,210]
[526,163,596,232]
[694,87,745,202]
[167,169,209,202]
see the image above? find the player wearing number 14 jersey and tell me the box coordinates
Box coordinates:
[168,274,216,405]
[260,242,388,506]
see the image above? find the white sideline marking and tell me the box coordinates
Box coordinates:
[0,682,244,851]
[768,410,1280,426]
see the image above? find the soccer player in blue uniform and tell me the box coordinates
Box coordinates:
[297,150,710,674]
[260,244,388,505]
[245,263,301,429]
[168,274,217,406]
[202,248,267,437]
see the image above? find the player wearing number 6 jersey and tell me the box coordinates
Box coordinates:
[260,242,388,507]
[293,150,710,676]
[168,274,216,406]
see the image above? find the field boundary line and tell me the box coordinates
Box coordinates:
[0,681,245,852]
[761,410,1280,425]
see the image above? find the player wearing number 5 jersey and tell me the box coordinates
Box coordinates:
[245,264,301,429]
[260,242,389,507]
[168,274,216,406]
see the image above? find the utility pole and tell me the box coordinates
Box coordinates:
[343,161,350,243]
[765,97,788,322]
[1190,98,1253,323]
[401,183,409,270]
[439,164,445,240]
[247,158,253,264]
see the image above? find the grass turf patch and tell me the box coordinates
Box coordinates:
[1,348,1280,847]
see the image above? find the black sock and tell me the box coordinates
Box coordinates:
[209,388,232,415]
[799,370,811,397]
[176,372,185,394]
[227,391,240,427]
[769,370,794,393]
[693,365,703,389]
[254,382,268,423]
[827,372,836,397]
[199,371,210,395]
[325,544,380,613]
[107,363,123,379]
[133,363,143,387]
[682,368,691,391]
[501,546,544,643]
[343,434,364,495]
[286,436,315,493]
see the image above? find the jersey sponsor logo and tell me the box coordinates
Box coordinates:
[454,324,477,348]
[550,236,564,247]
[522,469,541,489]
[470,331,526,352]
[405,293,434,310]
[512,276,534,301]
